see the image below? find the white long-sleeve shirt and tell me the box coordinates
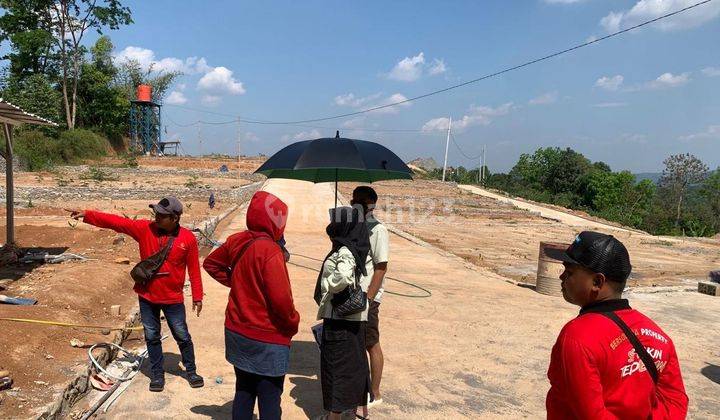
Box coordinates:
[316,246,370,321]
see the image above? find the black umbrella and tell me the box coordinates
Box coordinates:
[255,131,412,206]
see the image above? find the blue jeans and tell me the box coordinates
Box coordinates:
[233,367,284,420]
[139,297,197,379]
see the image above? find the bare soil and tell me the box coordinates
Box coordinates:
[340,180,720,287]
[0,156,263,418]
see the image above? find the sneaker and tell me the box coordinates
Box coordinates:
[149,377,165,392]
[187,372,204,388]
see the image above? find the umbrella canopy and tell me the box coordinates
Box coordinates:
[254,134,413,184]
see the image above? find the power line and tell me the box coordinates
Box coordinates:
[165,0,713,125]
[165,111,425,133]
[450,132,483,161]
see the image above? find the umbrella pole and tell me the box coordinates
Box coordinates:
[334,168,338,208]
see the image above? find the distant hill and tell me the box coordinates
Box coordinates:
[634,172,662,184]
[408,157,439,172]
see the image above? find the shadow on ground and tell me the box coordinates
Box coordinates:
[701,363,720,385]
[140,352,186,380]
[190,340,321,419]
[289,340,322,418]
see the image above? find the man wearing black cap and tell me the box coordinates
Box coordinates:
[545,231,688,419]
[67,197,205,392]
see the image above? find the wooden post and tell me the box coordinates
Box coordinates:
[3,123,14,246]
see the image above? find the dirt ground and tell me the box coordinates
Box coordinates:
[0,156,264,419]
[340,180,720,288]
[86,179,720,419]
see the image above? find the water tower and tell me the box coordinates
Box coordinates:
[129,84,162,154]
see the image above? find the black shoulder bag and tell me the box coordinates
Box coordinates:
[602,312,659,384]
[331,269,368,317]
[130,236,176,287]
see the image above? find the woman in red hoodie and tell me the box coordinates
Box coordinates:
[203,191,300,420]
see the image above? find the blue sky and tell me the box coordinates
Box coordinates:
[105,0,719,173]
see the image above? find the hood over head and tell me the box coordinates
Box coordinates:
[246,191,288,241]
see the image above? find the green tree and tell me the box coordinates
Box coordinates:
[116,59,181,103]
[659,153,709,228]
[586,170,655,227]
[76,36,129,143]
[0,0,58,79]
[1,73,62,124]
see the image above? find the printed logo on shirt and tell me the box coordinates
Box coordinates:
[620,347,668,378]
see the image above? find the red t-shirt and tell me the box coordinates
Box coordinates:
[84,210,203,304]
[547,299,688,419]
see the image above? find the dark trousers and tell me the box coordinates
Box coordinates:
[233,367,284,420]
[138,297,197,379]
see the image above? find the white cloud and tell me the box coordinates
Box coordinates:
[619,133,648,144]
[586,35,599,43]
[113,47,211,74]
[197,67,245,95]
[528,91,558,105]
[370,93,411,115]
[646,72,690,89]
[600,0,720,33]
[334,92,410,115]
[201,95,221,106]
[592,102,628,108]
[333,93,382,107]
[165,91,188,105]
[244,132,260,143]
[281,129,322,143]
[388,52,425,82]
[113,46,155,69]
[428,59,447,75]
[422,102,514,132]
[595,75,624,91]
[386,52,448,81]
[679,125,720,142]
[702,67,720,77]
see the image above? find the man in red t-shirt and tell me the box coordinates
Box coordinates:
[545,231,688,419]
[67,197,204,392]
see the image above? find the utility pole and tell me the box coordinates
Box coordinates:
[197,123,203,160]
[237,117,242,179]
[442,117,452,182]
[480,144,486,185]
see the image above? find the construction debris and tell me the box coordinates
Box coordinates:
[0,295,37,305]
[19,252,88,264]
[698,281,720,297]
[710,270,720,283]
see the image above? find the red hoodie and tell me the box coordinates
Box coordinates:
[547,299,688,420]
[203,191,300,346]
[83,210,203,304]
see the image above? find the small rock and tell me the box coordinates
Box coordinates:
[112,235,126,245]
[70,338,84,348]
[114,257,130,265]
[33,381,48,386]
[110,305,121,316]
[45,354,54,360]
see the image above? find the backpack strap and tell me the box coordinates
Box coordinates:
[230,235,275,270]
[601,312,659,384]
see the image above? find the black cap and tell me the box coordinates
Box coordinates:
[546,231,632,282]
[149,197,183,216]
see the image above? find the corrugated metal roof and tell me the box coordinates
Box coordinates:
[0,98,59,126]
